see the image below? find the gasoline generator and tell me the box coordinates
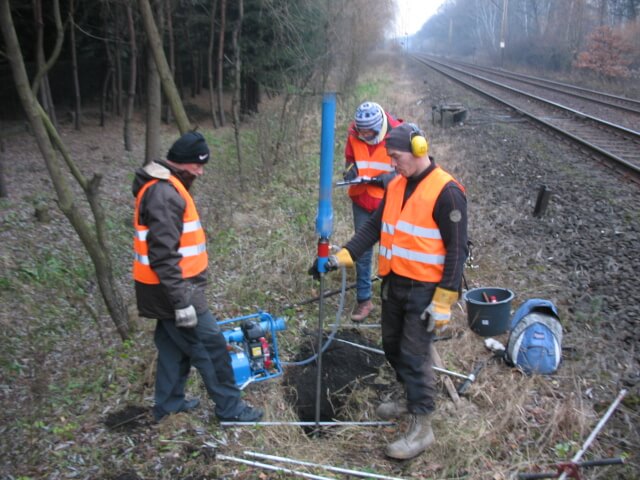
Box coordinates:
[217,312,286,389]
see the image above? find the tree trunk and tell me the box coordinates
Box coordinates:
[32,0,58,129]
[0,144,7,198]
[114,4,123,116]
[163,0,174,124]
[145,0,163,163]
[69,0,82,130]
[138,0,192,133]
[102,3,116,119]
[124,4,137,151]
[216,0,226,126]
[231,0,243,183]
[0,0,131,340]
[207,0,219,128]
[100,68,113,127]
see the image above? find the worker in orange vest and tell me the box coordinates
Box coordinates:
[312,123,468,459]
[132,131,263,423]
[343,101,403,322]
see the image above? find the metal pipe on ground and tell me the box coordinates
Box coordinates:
[244,451,408,480]
[333,338,477,382]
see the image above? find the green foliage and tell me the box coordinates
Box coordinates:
[554,440,576,458]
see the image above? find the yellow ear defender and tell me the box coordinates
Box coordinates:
[409,123,428,157]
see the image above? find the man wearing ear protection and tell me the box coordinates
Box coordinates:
[343,101,403,322]
[321,122,468,459]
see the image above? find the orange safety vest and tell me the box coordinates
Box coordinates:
[133,176,208,284]
[378,167,462,282]
[347,136,394,200]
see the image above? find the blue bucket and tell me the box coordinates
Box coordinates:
[464,287,515,336]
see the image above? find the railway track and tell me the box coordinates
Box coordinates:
[412,54,640,183]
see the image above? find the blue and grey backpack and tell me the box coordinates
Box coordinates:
[506,299,562,375]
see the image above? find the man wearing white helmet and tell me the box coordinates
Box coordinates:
[343,101,403,322]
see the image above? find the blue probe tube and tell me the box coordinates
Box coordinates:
[316,92,336,273]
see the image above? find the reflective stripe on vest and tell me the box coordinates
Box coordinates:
[348,136,394,200]
[133,176,208,284]
[378,167,461,282]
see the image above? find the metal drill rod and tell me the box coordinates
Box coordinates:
[244,451,408,480]
[220,421,394,427]
[333,337,475,381]
[216,454,333,480]
[314,274,326,433]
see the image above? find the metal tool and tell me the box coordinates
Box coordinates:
[518,389,627,480]
[335,176,373,187]
[518,458,625,479]
[333,338,481,393]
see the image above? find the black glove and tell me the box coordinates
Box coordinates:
[368,176,384,188]
[308,259,322,280]
[342,163,358,182]
[369,172,396,189]
[308,249,354,280]
[308,258,338,280]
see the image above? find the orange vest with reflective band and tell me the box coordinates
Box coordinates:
[133,176,208,285]
[347,136,394,200]
[378,167,462,282]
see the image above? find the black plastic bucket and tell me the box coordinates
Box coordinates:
[464,287,515,336]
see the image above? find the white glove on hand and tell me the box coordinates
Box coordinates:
[175,305,198,328]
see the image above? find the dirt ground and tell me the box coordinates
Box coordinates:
[0,51,639,479]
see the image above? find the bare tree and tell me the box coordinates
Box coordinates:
[217,0,227,126]
[231,0,244,182]
[123,3,137,151]
[207,0,220,128]
[69,0,82,130]
[145,0,164,163]
[138,0,192,133]
[163,0,175,124]
[32,0,60,129]
[0,0,132,340]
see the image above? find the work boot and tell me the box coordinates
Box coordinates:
[385,413,435,460]
[179,398,200,413]
[153,398,200,422]
[376,400,408,420]
[219,405,264,423]
[351,299,373,322]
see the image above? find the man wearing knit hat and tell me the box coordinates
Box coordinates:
[132,131,263,423]
[315,122,468,459]
[342,101,403,322]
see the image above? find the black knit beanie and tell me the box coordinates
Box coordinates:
[384,123,416,153]
[167,131,210,164]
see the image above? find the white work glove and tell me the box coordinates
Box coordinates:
[421,287,458,335]
[175,305,198,328]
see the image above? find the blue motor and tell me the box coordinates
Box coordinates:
[218,312,286,388]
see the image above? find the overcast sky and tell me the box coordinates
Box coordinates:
[394,0,446,36]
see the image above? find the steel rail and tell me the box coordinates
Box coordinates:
[413,55,640,179]
[422,55,640,115]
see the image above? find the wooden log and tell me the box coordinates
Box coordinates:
[431,344,462,407]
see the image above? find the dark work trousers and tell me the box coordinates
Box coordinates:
[153,309,244,420]
[380,273,437,414]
